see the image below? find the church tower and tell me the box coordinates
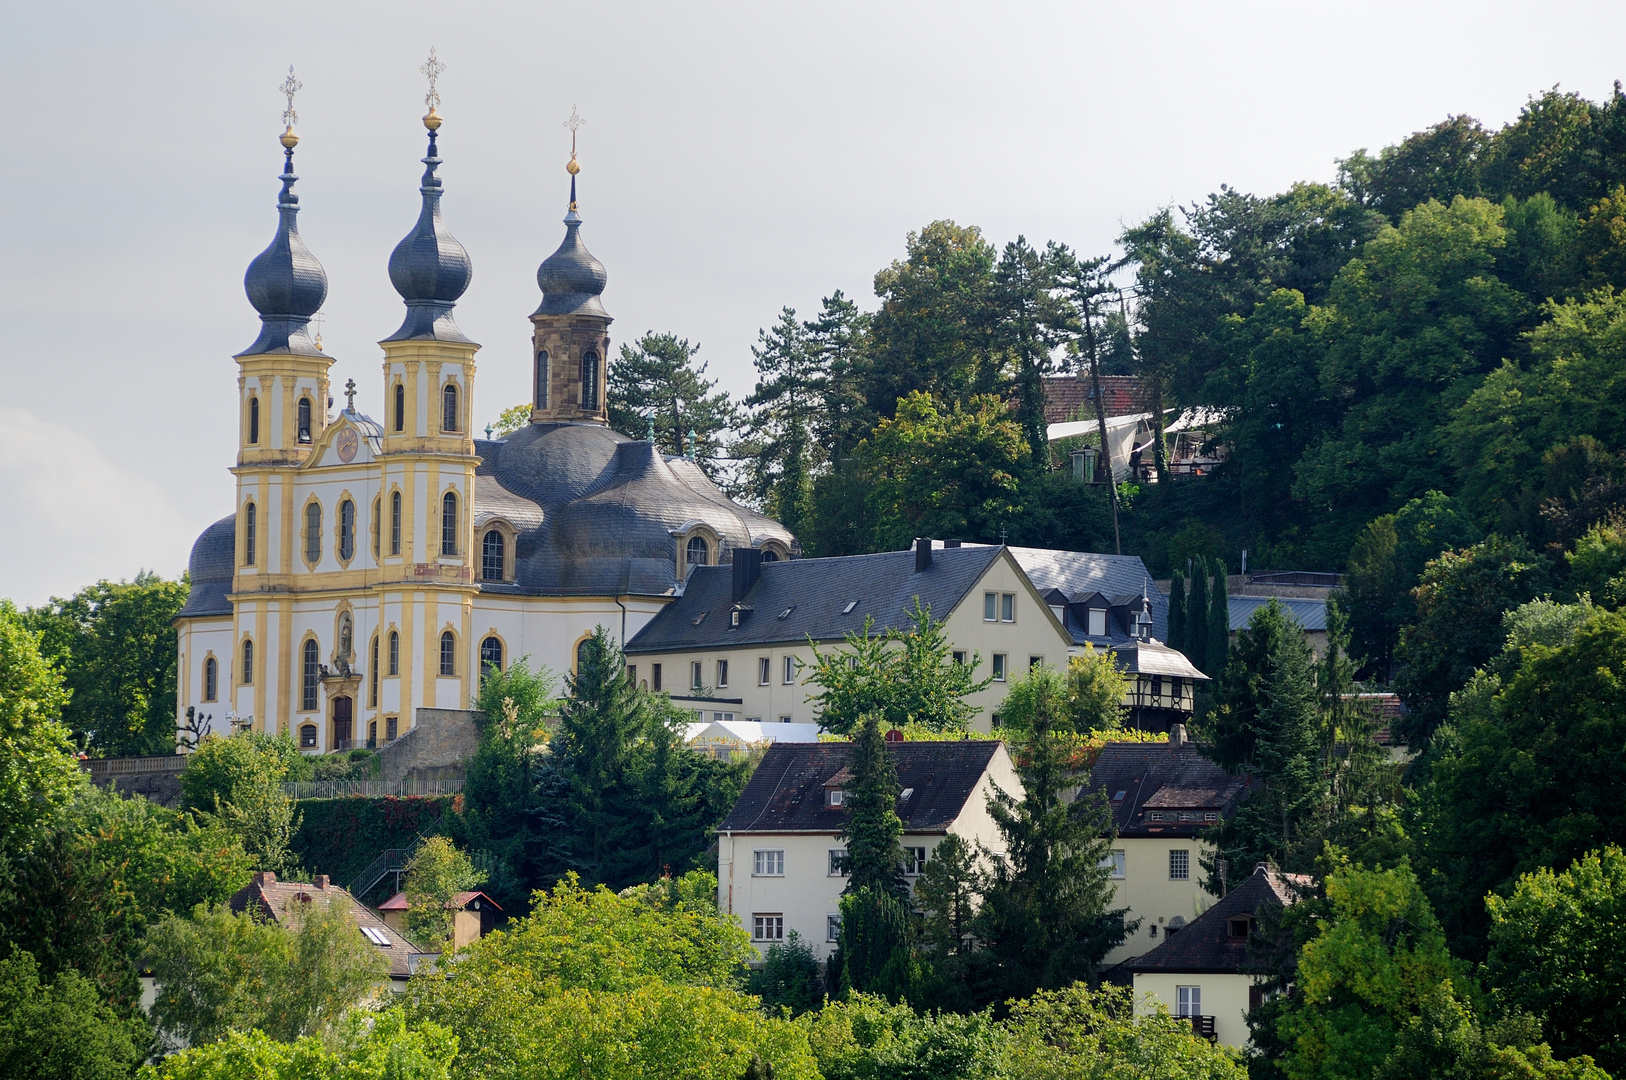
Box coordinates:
[375,67,480,730]
[530,109,611,425]
[230,71,332,734]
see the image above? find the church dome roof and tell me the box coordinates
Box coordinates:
[240,139,327,356]
[384,123,473,342]
[177,515,236,619]
[534,196,608,319]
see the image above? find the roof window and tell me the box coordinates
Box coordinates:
[842,600,858,614]
[898,787,914,801]
[361,926,392,947]
[1113,790,1127,801]
[778,606,795,620]
[692,612,708,626]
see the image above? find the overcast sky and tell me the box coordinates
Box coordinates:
[2,0,1623,606]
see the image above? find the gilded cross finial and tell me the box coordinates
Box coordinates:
[421,47,446,112]
[562,106,585,209]
[344,378,357,411]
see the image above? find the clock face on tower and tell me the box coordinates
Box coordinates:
[336,427,358,463]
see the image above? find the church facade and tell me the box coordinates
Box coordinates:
[174,106,793,753]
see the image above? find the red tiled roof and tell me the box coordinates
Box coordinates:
[1043,375,1153,424]
[379,889,503,912]
[229,872,426,979]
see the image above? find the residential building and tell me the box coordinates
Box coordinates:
[1010,546,1208,731]
[378,889,502,952]
[1128,864,1301,1048]
[1082,729,1255,967]
[683,719,822,760]
[716,739,1021,961]
[174,106,792,754]
[624,540,1073,733]
[227,871,430,988]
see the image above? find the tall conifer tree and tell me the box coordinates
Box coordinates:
[1167,568,1187,650]
[1185,556,1211,674]
[838,714,907,899]
[1208,559,1230,678]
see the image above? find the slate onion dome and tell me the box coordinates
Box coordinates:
[240,125,328,356]
[534,146,609,319]
[384,107,474,342]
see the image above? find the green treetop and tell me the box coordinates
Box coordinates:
[838,714,906,900]
[606,332,738,476]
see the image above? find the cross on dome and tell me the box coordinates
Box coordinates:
[421,47,445,113]
[344,378,357,411]
[279,66,302,131]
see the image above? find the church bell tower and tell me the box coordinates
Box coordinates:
[530,108,611,426]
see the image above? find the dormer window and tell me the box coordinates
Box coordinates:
[827,789,845,807]
[686,534,710,569]
[1149,811,1165,822]
[1088,607,1108,637]
[1228,916,1253,939]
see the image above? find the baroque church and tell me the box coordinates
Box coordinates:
[175,98,794,753]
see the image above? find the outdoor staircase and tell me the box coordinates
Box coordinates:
[347,839,423,901]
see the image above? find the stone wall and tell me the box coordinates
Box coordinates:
[378,708,484,786]
[81,755,186,808]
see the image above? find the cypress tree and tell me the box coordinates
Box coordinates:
[1167,568,1187,649]
[1185,557,1211,675]
[839,713,907,899]
[1208,560,1231,678]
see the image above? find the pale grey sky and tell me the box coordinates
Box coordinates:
[2,0,1622,606]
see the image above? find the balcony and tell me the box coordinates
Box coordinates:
[1185,1014,1217,1041]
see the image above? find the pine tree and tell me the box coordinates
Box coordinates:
[1185,556,1211,674]
[835,887,915,1000]
[553,628,650,888]
[973,675,1129,1002]
[1208,559,1231,678]
[629,704,712,882]
[805,291,870,463]
[741,309,820,536]
[1167,568,1187,650]
[606,332,738,476]
[838,714,907,899]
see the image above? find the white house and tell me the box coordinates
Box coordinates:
[716,739,1021,960]
[1128,864,1301,1048]
[1081,728,1256,968]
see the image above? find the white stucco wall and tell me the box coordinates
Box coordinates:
[1103,836,1217,965]
[1133,971,1258,1048]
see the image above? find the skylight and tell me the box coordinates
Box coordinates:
[1113,790,1126,801]
[692,611,708,626]
[842,600,858,614]
[360,926,391,947]
[777,606,795,620]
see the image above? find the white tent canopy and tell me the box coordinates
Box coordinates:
[1046,408,1227,481]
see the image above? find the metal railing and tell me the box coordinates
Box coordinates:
[81,755,188,777]
[1186,1014,1217,1040]
[348,840,423,900]
[280,776,464,800]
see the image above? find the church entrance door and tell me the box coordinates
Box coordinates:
[332,696,353,751]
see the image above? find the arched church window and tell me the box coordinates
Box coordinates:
[439,631,456,677]
[480,636,503,677]
[203,657,217,702]
[441,492,458,556]
[394,383,405,432]
[370,635,379,708]
[302,639,320,711]
[576,636,593,672]
[339,499,355,562]
[760,549,778,563]
[687,534,710,569]
[580,352,600,410]
[388,631,399,675]
[243,502,256,567]
[300,724,317,748]
[297,397,312,444]
[390,492,402,556]
[248,396,259,445]
[242,639,254,685]
[482,529,504,581]
[305,502,322,564]
[536,350,549,409]
[442,383,459,433]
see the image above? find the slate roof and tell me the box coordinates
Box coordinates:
[176,515,236,620]
[625,545,1003,653]
[719,740,1006,834]
[1083,740,1253,839]
[1229,596,1328,632]
[1006,546,1169,646]
[1127,865,1299,974]
[1112,640,1210,681]
[228,872,427,979]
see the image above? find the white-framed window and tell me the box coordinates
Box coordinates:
[904,847,928,875]
[1205,811,1219,822]
[753,849,785,876]
[1100,850,1126,879]
[752,914,784,942]
[1029,655,1043,670]
[827,789,845,807]
[1001,593,1015,622]
[984,591,997,621]
[691,661,703,690]
[779,715,793,724]
[1170,849,1190,880]
[992,653,1007,682]
[952,650,966,665]
[783,655,796,684]
[717,659,729,687]
[827,913,842,942]
[1176,985,1201,1018]
[828,849,848,876]
[712,711,735,721]
[1088,607,1108,637]
[759,657,771,685]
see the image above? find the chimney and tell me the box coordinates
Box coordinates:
[732,547,764,603]
[313,874,329,890]
[944,539,962,548]
[252,871,276,887]
[915,537,933,573]
[1169,723,1187,747]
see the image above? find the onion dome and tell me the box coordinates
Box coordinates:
[534,167,609,319]
[384,115,473,342]
[240,132,328,356]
